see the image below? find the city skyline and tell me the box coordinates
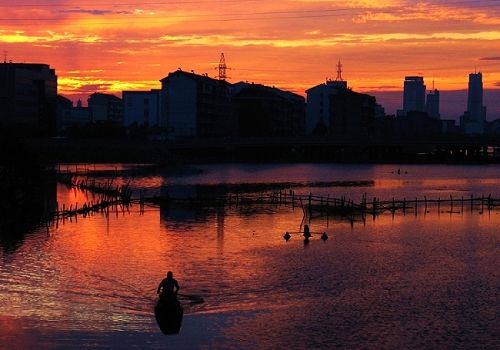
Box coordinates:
[1,0,500,120]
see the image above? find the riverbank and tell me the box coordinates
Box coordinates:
[24,138,169,164]
[23,136,500,165]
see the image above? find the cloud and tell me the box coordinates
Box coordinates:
[478,57,500,61]
[362,85,400,90]
[81,84,112,90]
[54,9,133,16]
[494,82,500,87]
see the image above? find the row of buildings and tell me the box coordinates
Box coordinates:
[0,59,491,138]
[396,73,487,135]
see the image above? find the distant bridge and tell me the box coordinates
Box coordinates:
[165,136,500,163]
[24,136,500,164]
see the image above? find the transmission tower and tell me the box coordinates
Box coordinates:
[335,60,343,81]
[216,53,229,80]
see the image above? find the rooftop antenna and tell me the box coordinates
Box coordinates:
[215,53,230,80]
[335,59,343,81]
[3,51,7,63]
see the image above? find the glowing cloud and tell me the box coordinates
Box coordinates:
[0,0,499,119]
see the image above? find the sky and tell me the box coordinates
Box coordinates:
[1,0,500,120]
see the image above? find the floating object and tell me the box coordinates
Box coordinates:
[283,232,291,241]
[321,232,328,241]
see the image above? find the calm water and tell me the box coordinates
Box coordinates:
[2,163,500,349]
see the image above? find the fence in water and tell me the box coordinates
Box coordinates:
[43,171,500,228]
[268,190,500,225]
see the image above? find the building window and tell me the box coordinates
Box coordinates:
[127,98,133,107]
[144,98,149,106]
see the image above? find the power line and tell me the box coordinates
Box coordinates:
[0,8,360,23]
[0,0,497,7]
[0,0,265,6]
[1,1,499,25]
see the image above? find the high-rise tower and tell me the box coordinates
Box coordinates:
[460,71,487,134]
[467,72,486,123]
[426,80,440,119]
[402,76,426,115]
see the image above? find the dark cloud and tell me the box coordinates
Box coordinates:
[494,82,500,87]
[78,84,113,93]
[55,9,132,16]
[362,85,400,90]
[478,57,500,61]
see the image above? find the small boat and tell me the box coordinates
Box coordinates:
[154,293,184,334]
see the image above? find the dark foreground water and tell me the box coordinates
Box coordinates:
[2,164,500,349]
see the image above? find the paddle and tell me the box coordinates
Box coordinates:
[177,293,204,303]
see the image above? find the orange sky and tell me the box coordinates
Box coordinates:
[1,0,500,118]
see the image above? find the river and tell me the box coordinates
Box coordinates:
[2,163,500,349]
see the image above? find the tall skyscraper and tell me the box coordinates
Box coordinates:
[400,76,426,116]
[426,88,440,119]
[467,72,486,123]
[460,71,486,134]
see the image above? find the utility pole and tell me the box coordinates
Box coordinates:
[216,53,229,80]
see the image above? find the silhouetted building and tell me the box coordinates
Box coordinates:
[441,119,460,134]
[426,89,440,119]
[57,96,90,130]
[376,110,443,139]
[0,62,57,133]
[460,71,486,134]
[232,83,306,137]
[160,69,232,138]
[122,90,162,127]
[398,76,426,116]
[329,88,377,137]
[407,110,441,138]
[467,72,486,121]
[306,80,348,135]
[88,92,123,124]
[487,118,500,135]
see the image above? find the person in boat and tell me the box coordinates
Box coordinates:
[303,224,312,239]
[157,271,180,300]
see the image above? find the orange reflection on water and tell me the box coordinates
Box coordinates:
[0,316,44,349]
[56,185,94,210]
[374,178,473,190]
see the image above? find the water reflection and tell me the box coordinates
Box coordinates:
[0,165,53,254]
[2,164,500,348]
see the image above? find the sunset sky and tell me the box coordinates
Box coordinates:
[1,0,499,120]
